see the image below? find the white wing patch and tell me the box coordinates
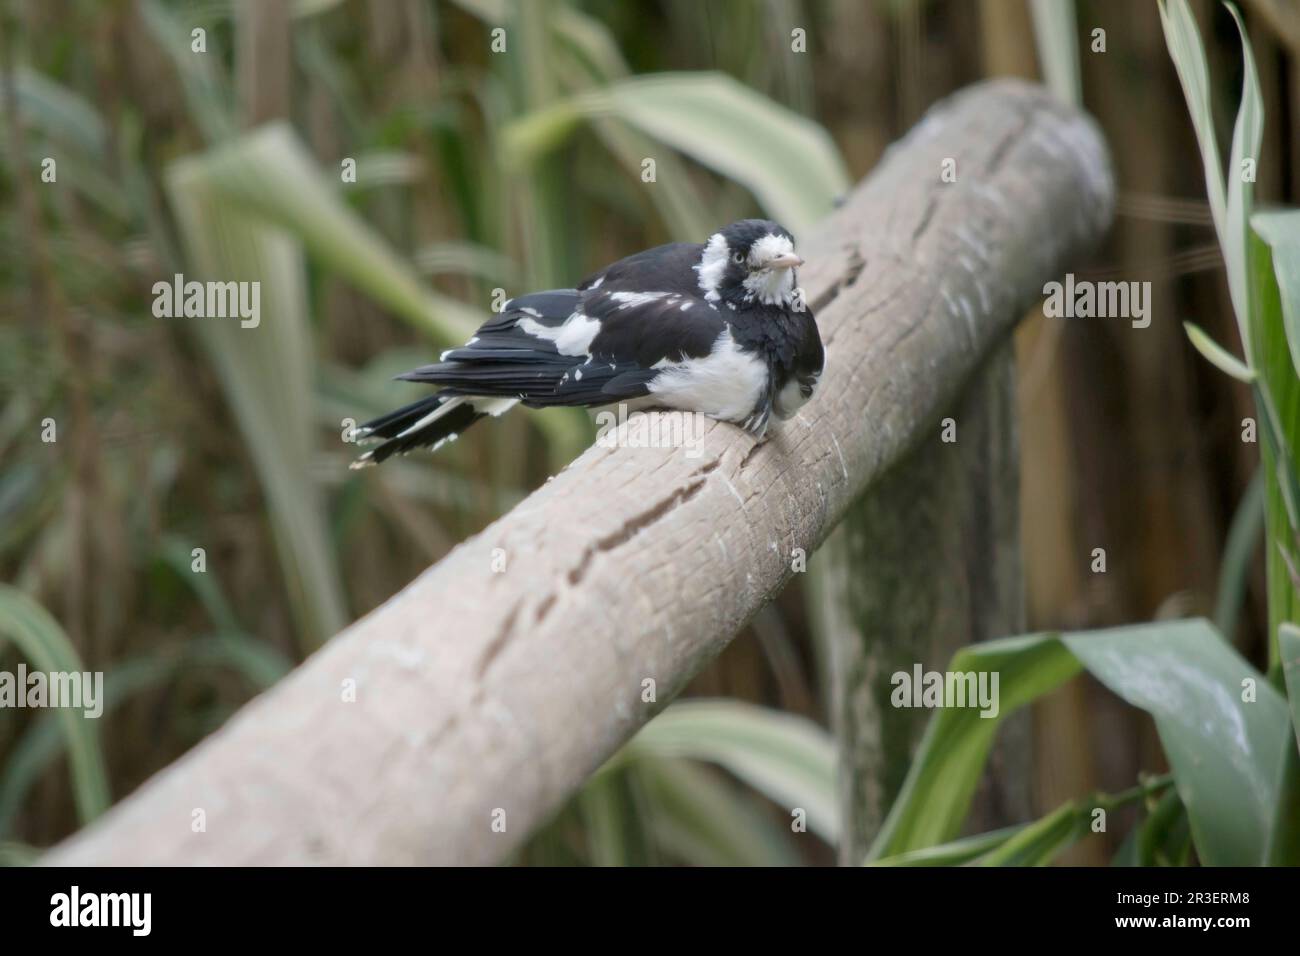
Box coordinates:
[609,291,672,309]
[518,312,602,356]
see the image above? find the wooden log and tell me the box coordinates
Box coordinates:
[46,79,1114,865]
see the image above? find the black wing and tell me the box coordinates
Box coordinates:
[578,242,704,294]
[398,268,727,408]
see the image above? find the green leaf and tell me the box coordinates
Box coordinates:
[538,0,714,239]
[575,766,653,867]
[1266,728,1300,864]
[447,0,507,23]
[626,700,838,843]
[0,842,38,867]
[1158,1,1227,237]
[342,151,426,189]
[878,774,1174,868]
[1252,379,1300,539]
[1160,0,1261,358]
[170,123,479,343]
[500,100,586,165]
[1247,229,1300,666]
[1162,2,1299,679]
[1137,787,1192,866]
[869,825,1026,867]
[1183,322,1256,382]
[0,633,290,837]
[1215,468,1265,638]
[602,73,849,236]
[1281,622,1300,752]
[1272,624,1300,864]
[975,801,1086,866]
[867,634,1082,860]
[590,119,716,241]
[412,241,519,284]
[137,0,235,143]
[1112,827,1140,866]
[154,536,243,635]
[11,68,109,160]
[293,0,348,20]
[633,756,801,866]
[871,620,1290,866]
[1028,0,1080,107]
[504,72,850,236]
[0,586,110,826]
[551,5,631,85]
[1253,209,1300,384]
[1063,620,1290,866]
[1223,1,1264,360]
[166,139,349,648]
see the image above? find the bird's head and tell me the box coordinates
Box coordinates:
[695,219,803,309]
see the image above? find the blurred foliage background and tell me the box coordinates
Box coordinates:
[1,0,1298,865]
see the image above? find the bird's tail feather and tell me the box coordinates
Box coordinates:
[351,393,513,468]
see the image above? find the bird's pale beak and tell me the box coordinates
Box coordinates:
[769,253,804,269]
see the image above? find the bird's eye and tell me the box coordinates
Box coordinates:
[732,252,746,265]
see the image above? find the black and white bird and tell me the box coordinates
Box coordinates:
[351,219,824,467]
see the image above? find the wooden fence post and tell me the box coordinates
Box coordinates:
[815,343,1028,863]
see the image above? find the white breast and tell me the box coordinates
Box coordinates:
[647,328,766,423]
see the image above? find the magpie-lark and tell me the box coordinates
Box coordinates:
[351,219,824,467]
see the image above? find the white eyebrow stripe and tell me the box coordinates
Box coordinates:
[694,232,730,303]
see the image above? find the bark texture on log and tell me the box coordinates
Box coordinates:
[47,79,1113,865]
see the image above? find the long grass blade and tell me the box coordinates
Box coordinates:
[1029,0,1081,106]
[626,699,838,843]
[0,586,110,826]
